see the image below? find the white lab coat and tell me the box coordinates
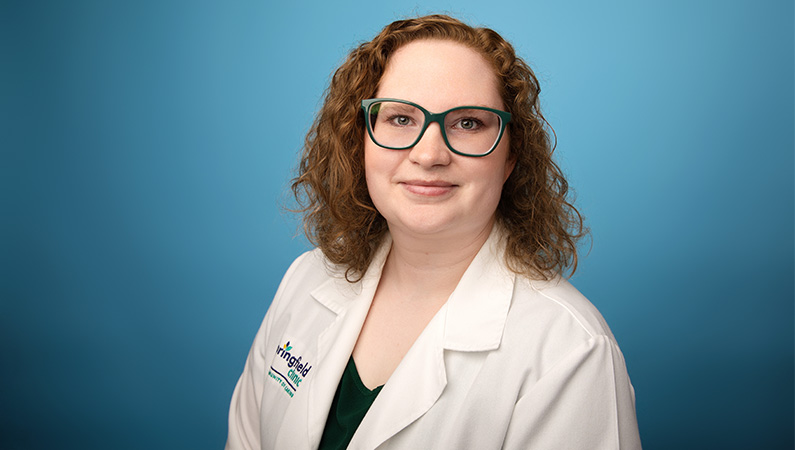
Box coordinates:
[226,229,642,449]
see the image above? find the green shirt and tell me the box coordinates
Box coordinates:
[318,357,383,450]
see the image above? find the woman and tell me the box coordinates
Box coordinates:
[227,15,641,450]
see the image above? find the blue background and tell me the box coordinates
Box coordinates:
[2,1,792,449]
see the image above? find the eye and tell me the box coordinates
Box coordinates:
[389,115,413,126]
[459,118,476,130]
[454,117,482,131]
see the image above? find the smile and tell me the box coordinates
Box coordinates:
[399,180,458,197]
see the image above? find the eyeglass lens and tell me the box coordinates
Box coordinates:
[367,101,502,156]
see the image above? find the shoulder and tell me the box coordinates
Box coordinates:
[521,275,614,340]
[490,228,612,340]
[283,247,334,278]
[266,248,342,315]
[277,248,329,289]
[497,273,621,375]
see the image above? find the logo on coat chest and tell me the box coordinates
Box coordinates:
[268,341,313,398]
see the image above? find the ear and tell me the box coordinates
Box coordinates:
[503,153,517,183]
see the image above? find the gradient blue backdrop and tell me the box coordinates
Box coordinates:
[2,1,793,449]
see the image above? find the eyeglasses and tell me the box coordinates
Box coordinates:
[361,98,511,157]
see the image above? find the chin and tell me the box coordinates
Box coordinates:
[385,213,450,236]
[392,210,478,238]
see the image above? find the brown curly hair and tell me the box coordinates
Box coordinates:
[292,14,586,281]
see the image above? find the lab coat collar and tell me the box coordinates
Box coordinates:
[306,227,515,447]
[310,234,392,316]
[442,227,515,352]
[311,227,515,351]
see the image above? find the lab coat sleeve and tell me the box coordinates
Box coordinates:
[502,335,642,450]
[226,253,309,450]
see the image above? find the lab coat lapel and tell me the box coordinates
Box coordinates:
[351,307,447,450]
[351,228,515,448]
[305,237,392,447]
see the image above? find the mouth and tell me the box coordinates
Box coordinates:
[399,179,457,197]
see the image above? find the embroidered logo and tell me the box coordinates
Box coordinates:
[268,341,313,398]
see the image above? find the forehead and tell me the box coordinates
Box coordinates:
[376,39,502,110]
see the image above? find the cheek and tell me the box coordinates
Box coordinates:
[364,142,403,180]
[466,162,509,211]
[363,143,394,202]
[474,159,514,213]
[483,152,514,192]
[363,142,381,187]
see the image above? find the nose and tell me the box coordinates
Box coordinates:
[408,122,451,168]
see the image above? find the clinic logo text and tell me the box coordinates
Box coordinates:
[268,341,313,398]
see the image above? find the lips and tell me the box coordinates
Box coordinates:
[400,179,457,196]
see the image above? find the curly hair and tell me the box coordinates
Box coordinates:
[292,14,586,281]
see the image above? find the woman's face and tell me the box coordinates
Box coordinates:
[364,39,515,241]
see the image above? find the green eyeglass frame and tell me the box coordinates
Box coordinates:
[361,98,512,157]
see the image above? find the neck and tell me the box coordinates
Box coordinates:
[383,221,494,302]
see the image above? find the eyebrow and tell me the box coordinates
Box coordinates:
[401,101,503,111]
